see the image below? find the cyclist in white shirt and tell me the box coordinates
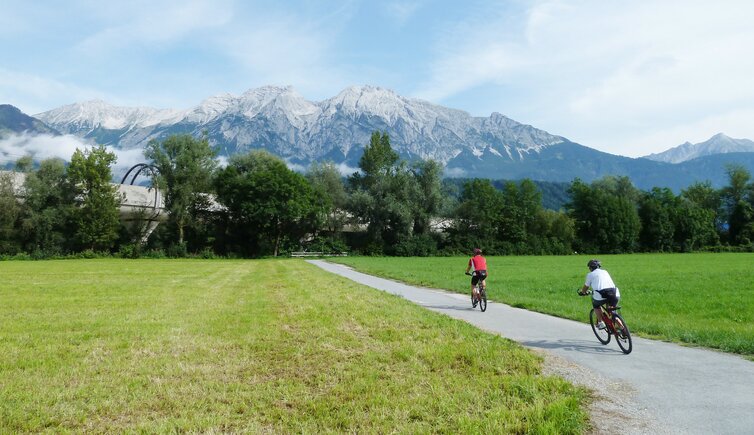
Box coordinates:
[578,259,620,329]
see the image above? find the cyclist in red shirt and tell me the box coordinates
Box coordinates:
[465,248,488,308]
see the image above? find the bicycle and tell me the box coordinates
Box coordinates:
[578,290,632,354]
[465,272,487,312]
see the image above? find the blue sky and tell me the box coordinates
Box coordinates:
[2,0,754,157]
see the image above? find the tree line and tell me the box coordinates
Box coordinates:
[1,132,753,259]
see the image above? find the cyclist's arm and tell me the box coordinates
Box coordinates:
[580,275,593,294]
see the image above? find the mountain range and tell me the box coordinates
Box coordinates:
[642,133,754,163]
[2,86,754,191]
[0,104,58,136]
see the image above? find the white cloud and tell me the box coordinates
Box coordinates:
[285,161,308,173]
[3,1,358,111]
[213,5,354,98]
[415,40,526,102]
[443,167,467,178]
[75,0,234,54]
[418,1,754,156]
[620,108,754,157]
[220,22,325,80]
[6,0,754,159]
[0,132,147,181]
[0,133,89,164]
[336,162,359,176]
[284,160,359,176]
[216,155,229,169]
[0,68,108,115]
[110,148,149,175]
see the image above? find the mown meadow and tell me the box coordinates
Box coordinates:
[0,259,588,433]
[330,253,754,356]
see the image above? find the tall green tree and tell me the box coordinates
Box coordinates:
[145,134,218,248]
[638,188,675,252]
[214,150,317,257]
[527,208,576,254]
[306,161,348,235]
[568,177,640,253]
[448,178,506,253]
[498,179,542,247]
[728,200,754,245]
[20,158,76,254]
[347,132,419,254]
[410,159,444,236]
[499,181,525,245]
[721,164,751,205]
[355,131,399,189]
[672,199,719,251]
[0,172,23,254]
[349,163,415,254]
[14,155,34,172]
[682,181,723,233]
[720,164,754,244]
[67,146,121,251]
[605,177,639,199]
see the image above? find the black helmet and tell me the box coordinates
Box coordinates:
[587,259,601,271]
[473,247,482,255]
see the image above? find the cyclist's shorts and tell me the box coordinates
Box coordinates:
[471,270,487,285]
[592,288,619,308]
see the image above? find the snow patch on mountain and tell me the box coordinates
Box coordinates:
[643,133,754,163]
[35,85,567,167]
[39,100,182,132]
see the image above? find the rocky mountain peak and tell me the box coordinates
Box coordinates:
[33,85,568,168]
[10,92,754,191]
[644,133,754,163]
[323,85,416,121]
[234,85,317,119]
[0,104,58,136]
[37,99,181,131]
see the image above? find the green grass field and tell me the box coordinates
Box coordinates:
[330,253,754,356]
[0,259,588,433]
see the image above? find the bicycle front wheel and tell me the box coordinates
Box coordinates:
[590,309,611,344]
[613,313,633,354]
[479,288,487,312]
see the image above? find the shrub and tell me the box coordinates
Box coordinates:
[392,234,438,257]
[167,242,188,258]
[303,236,349,255]
[143,249,167,259]
[118,244,142,259]
[198,248,218,259]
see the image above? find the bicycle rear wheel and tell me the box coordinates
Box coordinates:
[613,313,633,354]
[479,287,487,312]
[590,309,611,344]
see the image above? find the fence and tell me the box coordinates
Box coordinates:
[290,251,348,258]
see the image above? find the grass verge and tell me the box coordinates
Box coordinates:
[0,259,588,433]
[329,253,754,356]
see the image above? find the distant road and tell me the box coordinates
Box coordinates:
[309,260,754,435]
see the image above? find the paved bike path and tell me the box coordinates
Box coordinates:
[308,260,754,435]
